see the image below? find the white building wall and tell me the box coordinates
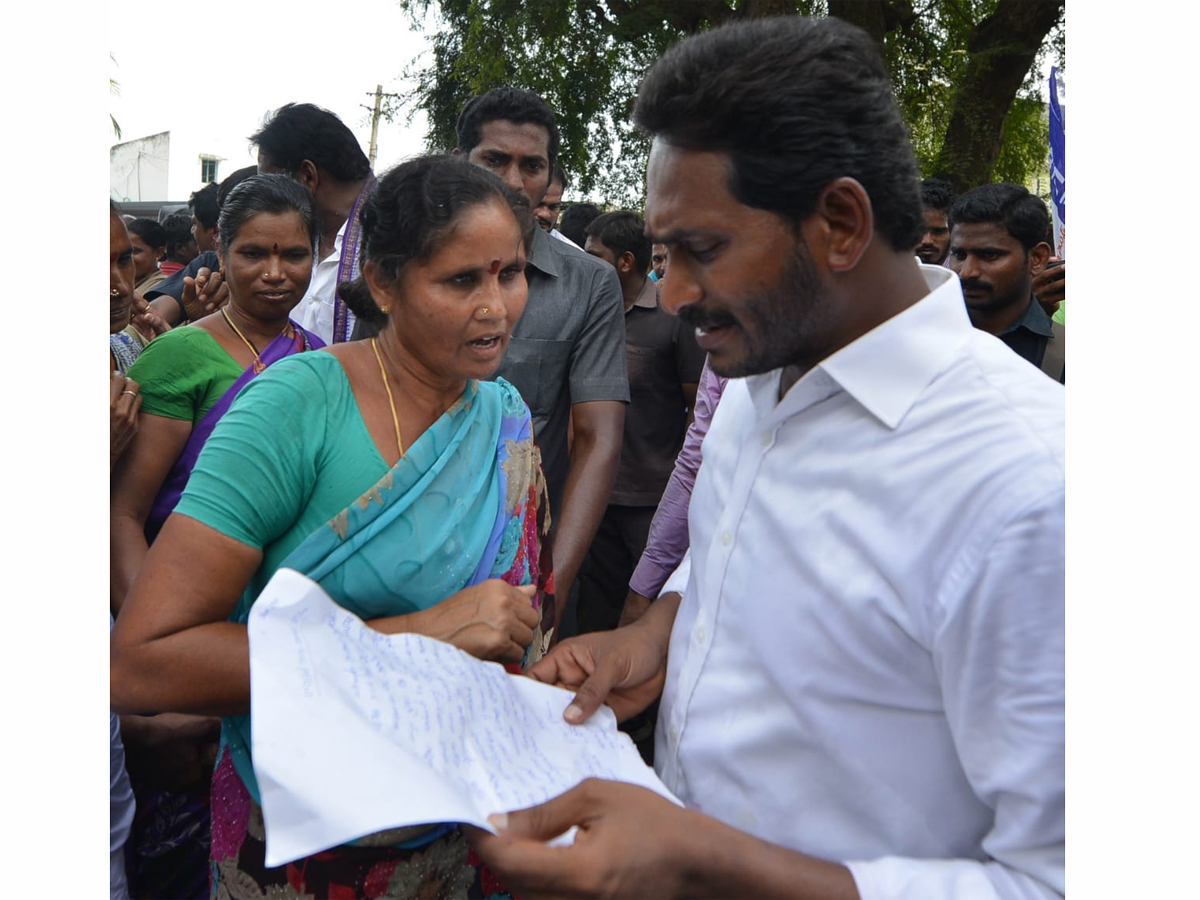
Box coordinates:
[111,125,259,203]
[110,131,170,202]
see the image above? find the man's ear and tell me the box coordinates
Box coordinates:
[206,226,219,248]
[452,147,463,158]
[808,177,873,273]
[296,159,320,193]
[1028,241,1052,273]
[618,250,637,276]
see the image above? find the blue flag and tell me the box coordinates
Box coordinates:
[1048,67,1065,257]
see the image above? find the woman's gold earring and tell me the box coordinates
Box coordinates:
[379,304,390,314]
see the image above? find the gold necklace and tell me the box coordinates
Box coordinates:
[221,307,266,374]
[372,338,405,459]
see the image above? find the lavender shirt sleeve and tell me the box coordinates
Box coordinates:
[628,357,728,598]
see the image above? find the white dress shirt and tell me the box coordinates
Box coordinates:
[296,219,355,344]
[656,266,1064,900]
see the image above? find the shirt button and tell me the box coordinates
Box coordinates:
[669,723,680,741]
[721,530,733,547]
[695,625,707,643]
[760,431,773,448]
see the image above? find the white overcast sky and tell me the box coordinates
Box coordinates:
[108,0,439,181]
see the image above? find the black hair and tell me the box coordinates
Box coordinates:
[948,183,1049,252]
[559,202,602,248]
[550,163,569,192]
[585,210,651,274]
[189,182,220,230]
[336,155,523,330]
[633,16,924,252]
[126,217,167,250]
[217,165,260,210]
[217,173,319,257]
[455,86,561,172]
[162,214,196,260]
[920,178,956,214]
[250,102,370,183]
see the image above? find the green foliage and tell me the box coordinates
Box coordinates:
[392,0,1063,207]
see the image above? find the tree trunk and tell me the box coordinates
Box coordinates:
[932,0,1063,194]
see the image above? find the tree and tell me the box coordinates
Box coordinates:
[393,0,1064,206]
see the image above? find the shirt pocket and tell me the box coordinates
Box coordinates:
[500,338,572,417]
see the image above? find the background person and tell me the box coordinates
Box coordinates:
[947,182,1064,382]
[455,86,629,638]
[112,156,551,899]
[914,177,955,265]
[125,218,168,294]
[112,174,323,898]
[160,212,200,276]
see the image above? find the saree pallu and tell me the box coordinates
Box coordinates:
[145,322,324,541]
[211,378,552,900]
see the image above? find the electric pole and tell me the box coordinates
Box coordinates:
[368,85,382,170]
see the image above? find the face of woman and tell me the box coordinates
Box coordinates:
[110,213,136,333]
[379,199,528,385]
[219,211,314,323]
[128,232,162,282]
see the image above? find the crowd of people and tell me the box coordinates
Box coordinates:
[109,13,1064,900]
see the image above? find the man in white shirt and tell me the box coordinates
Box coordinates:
[534,163,580,248]
[470,15,1064,900]
[252,103,375,344]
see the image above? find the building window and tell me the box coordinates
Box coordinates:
[200,158,219,183]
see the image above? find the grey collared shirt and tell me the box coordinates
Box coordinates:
[493,226,629,516]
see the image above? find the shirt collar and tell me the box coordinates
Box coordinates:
[629,276,658,312]
[526,225,560,278]
[1002,295,1054,338]
[747,265,970,430]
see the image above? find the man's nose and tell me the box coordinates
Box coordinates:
[658,257,700,316]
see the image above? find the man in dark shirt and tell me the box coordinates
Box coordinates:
[576,210,705,637]
[454,87,629,637]
[947,183,1065,382]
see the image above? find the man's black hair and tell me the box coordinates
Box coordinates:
[948,183,1050,253]
[162,213,195,258]
[585,210,651,274]
[455,87,561,172]
[633,15,924,252]
[920,178,956,215]
[189,182,220,230]
[250,103,370,183]
[217,166,260,210]
[551,163,569,192]
[559,202,601,248]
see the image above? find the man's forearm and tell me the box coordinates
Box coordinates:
[551,421,622,631]
[682,813,859,900]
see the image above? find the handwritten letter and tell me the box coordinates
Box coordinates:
[248,568,679,866]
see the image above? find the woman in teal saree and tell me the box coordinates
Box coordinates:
[112,157,552,899]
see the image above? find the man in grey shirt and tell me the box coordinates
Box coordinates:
[455,87,629,637]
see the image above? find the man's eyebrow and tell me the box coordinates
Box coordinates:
[645,228,721,245]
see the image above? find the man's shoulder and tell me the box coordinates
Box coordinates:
[940,332,1065,478]
[544,233,612,276]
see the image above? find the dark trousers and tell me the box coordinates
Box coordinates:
[575,504,657,635]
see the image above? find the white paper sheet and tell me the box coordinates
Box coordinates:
[248,567,679,867]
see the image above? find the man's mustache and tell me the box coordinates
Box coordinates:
[677,305,737,331]
[959,279,991,293]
